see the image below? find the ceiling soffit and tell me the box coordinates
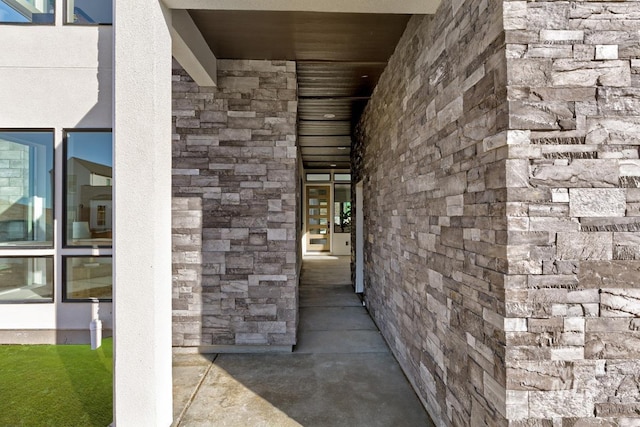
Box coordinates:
[166,0,441,14]
[188,9,413,170]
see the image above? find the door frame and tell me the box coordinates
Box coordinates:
[355,180,364,293]
[304,184,332,253]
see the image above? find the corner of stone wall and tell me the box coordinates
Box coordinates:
[172,196,204,346]
[503,1,640,424]
[171,59,299,348]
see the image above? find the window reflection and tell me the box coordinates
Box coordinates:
[0,131,53,247]
[334,173,351,182]
[306,173,330,182]
[0,0,54,24]
[334,183,351,233]
[65,131,112,247]
[0,257,53,302]
[64,256,112,301]
[65,0,111,24]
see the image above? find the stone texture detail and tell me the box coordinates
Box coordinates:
[569,189,626,218]
[172,59,299,347]
[172,197,203,346]
[354,0,640,426]
[503,0,640,425]
[354,1,510,424]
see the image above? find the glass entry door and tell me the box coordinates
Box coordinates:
[306,185,331,252]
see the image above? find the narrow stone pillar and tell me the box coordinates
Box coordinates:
[113,1,173,425]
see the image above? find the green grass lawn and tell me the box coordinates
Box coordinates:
[0,338,113,427]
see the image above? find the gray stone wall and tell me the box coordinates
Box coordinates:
[172,196,203,346]
[356,0,640,425]
[171,59,299,348]
[354,1,510,425]
[504,1,640,424]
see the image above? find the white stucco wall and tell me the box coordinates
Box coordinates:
[0,26,112,128]
[0,4,113,336]
[113,0,173,424]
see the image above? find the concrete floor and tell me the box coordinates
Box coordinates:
[172,255,435,426]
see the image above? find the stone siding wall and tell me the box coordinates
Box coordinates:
[171,59,299,348]
[353,2,510,425]
[172,196,203,346]
[504,1,640,424]
[356,0,640,425]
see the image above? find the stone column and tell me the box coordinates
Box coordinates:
[113,0,173,425]
[171,60,299,350]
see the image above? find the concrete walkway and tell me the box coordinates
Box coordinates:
[172,255,434,426]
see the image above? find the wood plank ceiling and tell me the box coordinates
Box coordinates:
[189,10,412,170]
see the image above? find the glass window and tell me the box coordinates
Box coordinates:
[0,131,54,247]
[334,173,351,182]
[65,131,112,247]
[0,0,54,24]
[65,0,111,24]
[306,173,330,182]
[64,256,112,301]
[334,183,351,233]
[0,257,53,302]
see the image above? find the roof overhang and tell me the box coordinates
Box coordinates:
[163,0,441,14]
[165,0,443,170]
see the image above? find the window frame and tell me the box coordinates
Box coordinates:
[0,128,114,304]
[63,0,112,26]
[62,254,112,302]
[0,0,56,25]
[0,128,55,250]
[333,183,352,234]
[62,128,113,249]
[334,173,352,182]
[0,255,55,304]
[306,173,331,182]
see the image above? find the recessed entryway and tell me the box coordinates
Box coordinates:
[305,185,331,252]
[302,172,352,257]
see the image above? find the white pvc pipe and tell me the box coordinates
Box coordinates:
[90,319,102,350]
[90,300,102,350]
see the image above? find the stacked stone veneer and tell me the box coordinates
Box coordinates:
[354,0,640,425]
[354,1,509,424]
[171,59,299,348]
[503,1,640,424]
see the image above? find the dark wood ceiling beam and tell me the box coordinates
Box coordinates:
[299,136,352,147]
[304,162,351,169]
[301,147,351,155]
[299,115,352,121]
[297,96,371,101]
[299,123,351,136]
[302,154,350,159]
[297,61,388,67]
[302,157,352,163]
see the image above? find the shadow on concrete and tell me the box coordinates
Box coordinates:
[172,256,435,426]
